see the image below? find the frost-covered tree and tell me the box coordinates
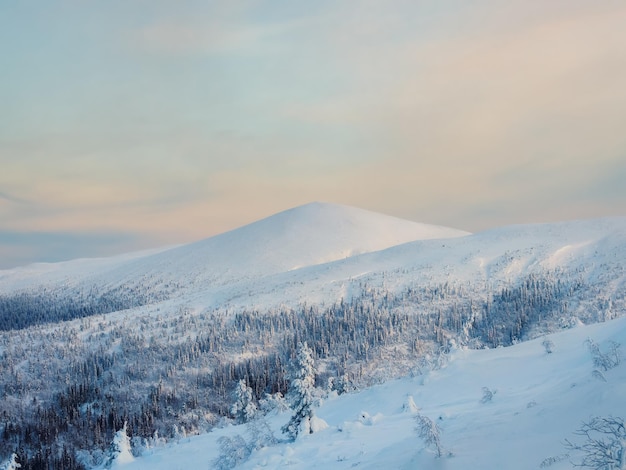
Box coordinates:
[539,454,570,468]
[0,453,20,470]
[212,435,251,470]
[246,419,277,450]
[481,387,495,404]
[259,392,289,414]
[585,339,621,371]
[230,379,257,424]
[211,420,277,470]
[335,374,355,395]
[106,422,134,468]
[542,338,554,354]
[282,342,317,440]
[415,413,445,458]
[565,416,626,469]
[172,424,186,442]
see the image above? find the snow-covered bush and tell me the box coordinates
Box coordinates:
[539,453,569,467]
[172,424,186,443]
[358,411,382,426]
[403,395,419,414]
[414,413,445,458]
[246,418,278,450]
[564,416,626,469]
[585,339,621,371]
[212,435,251,470]
[542,338,554,354]
[259,392,289,414]
[212,419,277,470]
[481,387,496,404]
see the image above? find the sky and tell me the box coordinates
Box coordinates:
[1,0,625,268]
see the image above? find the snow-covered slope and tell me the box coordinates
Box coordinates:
[97,201,469,285]
[118,315,626,470]
[0,202,468,294]
[237,216,626,311]
[113,215,624,321]
[0,205,624,330]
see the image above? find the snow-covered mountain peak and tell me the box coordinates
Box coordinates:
[0,203,468,293]
[208,201,470,251]
[193,201,469,267]
[107,202,469,284]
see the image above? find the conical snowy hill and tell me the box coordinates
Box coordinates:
[93,202,469,287]
[0,202,469,293]
[149,201,467,270]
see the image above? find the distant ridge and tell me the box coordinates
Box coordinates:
[0,202,469,292]
[178,201,470,270]
[97,201,470,285]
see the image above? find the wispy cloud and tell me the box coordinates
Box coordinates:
[271,1,626,228]
[129,1,291,57]
[1,0,624,265]
[0,191,29,205]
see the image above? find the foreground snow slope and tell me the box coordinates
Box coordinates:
[123,316,626,470]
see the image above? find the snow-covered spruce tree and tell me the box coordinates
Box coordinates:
[230,379,257,424]
[106,422,134,468]
[0,453,20,470]
[414,413,445,458]
[565,416,626,469]
[282,342,317,440]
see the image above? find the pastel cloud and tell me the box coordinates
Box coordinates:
[273,1,626,225]
[0,0,624,266]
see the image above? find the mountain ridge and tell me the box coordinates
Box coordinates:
[141,201,469,276]
[0,206,624,333]
[0,202,469,293]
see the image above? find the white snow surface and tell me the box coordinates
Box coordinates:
[120,316,626,470]
[0,202,468,294]
[0,204,624,321]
